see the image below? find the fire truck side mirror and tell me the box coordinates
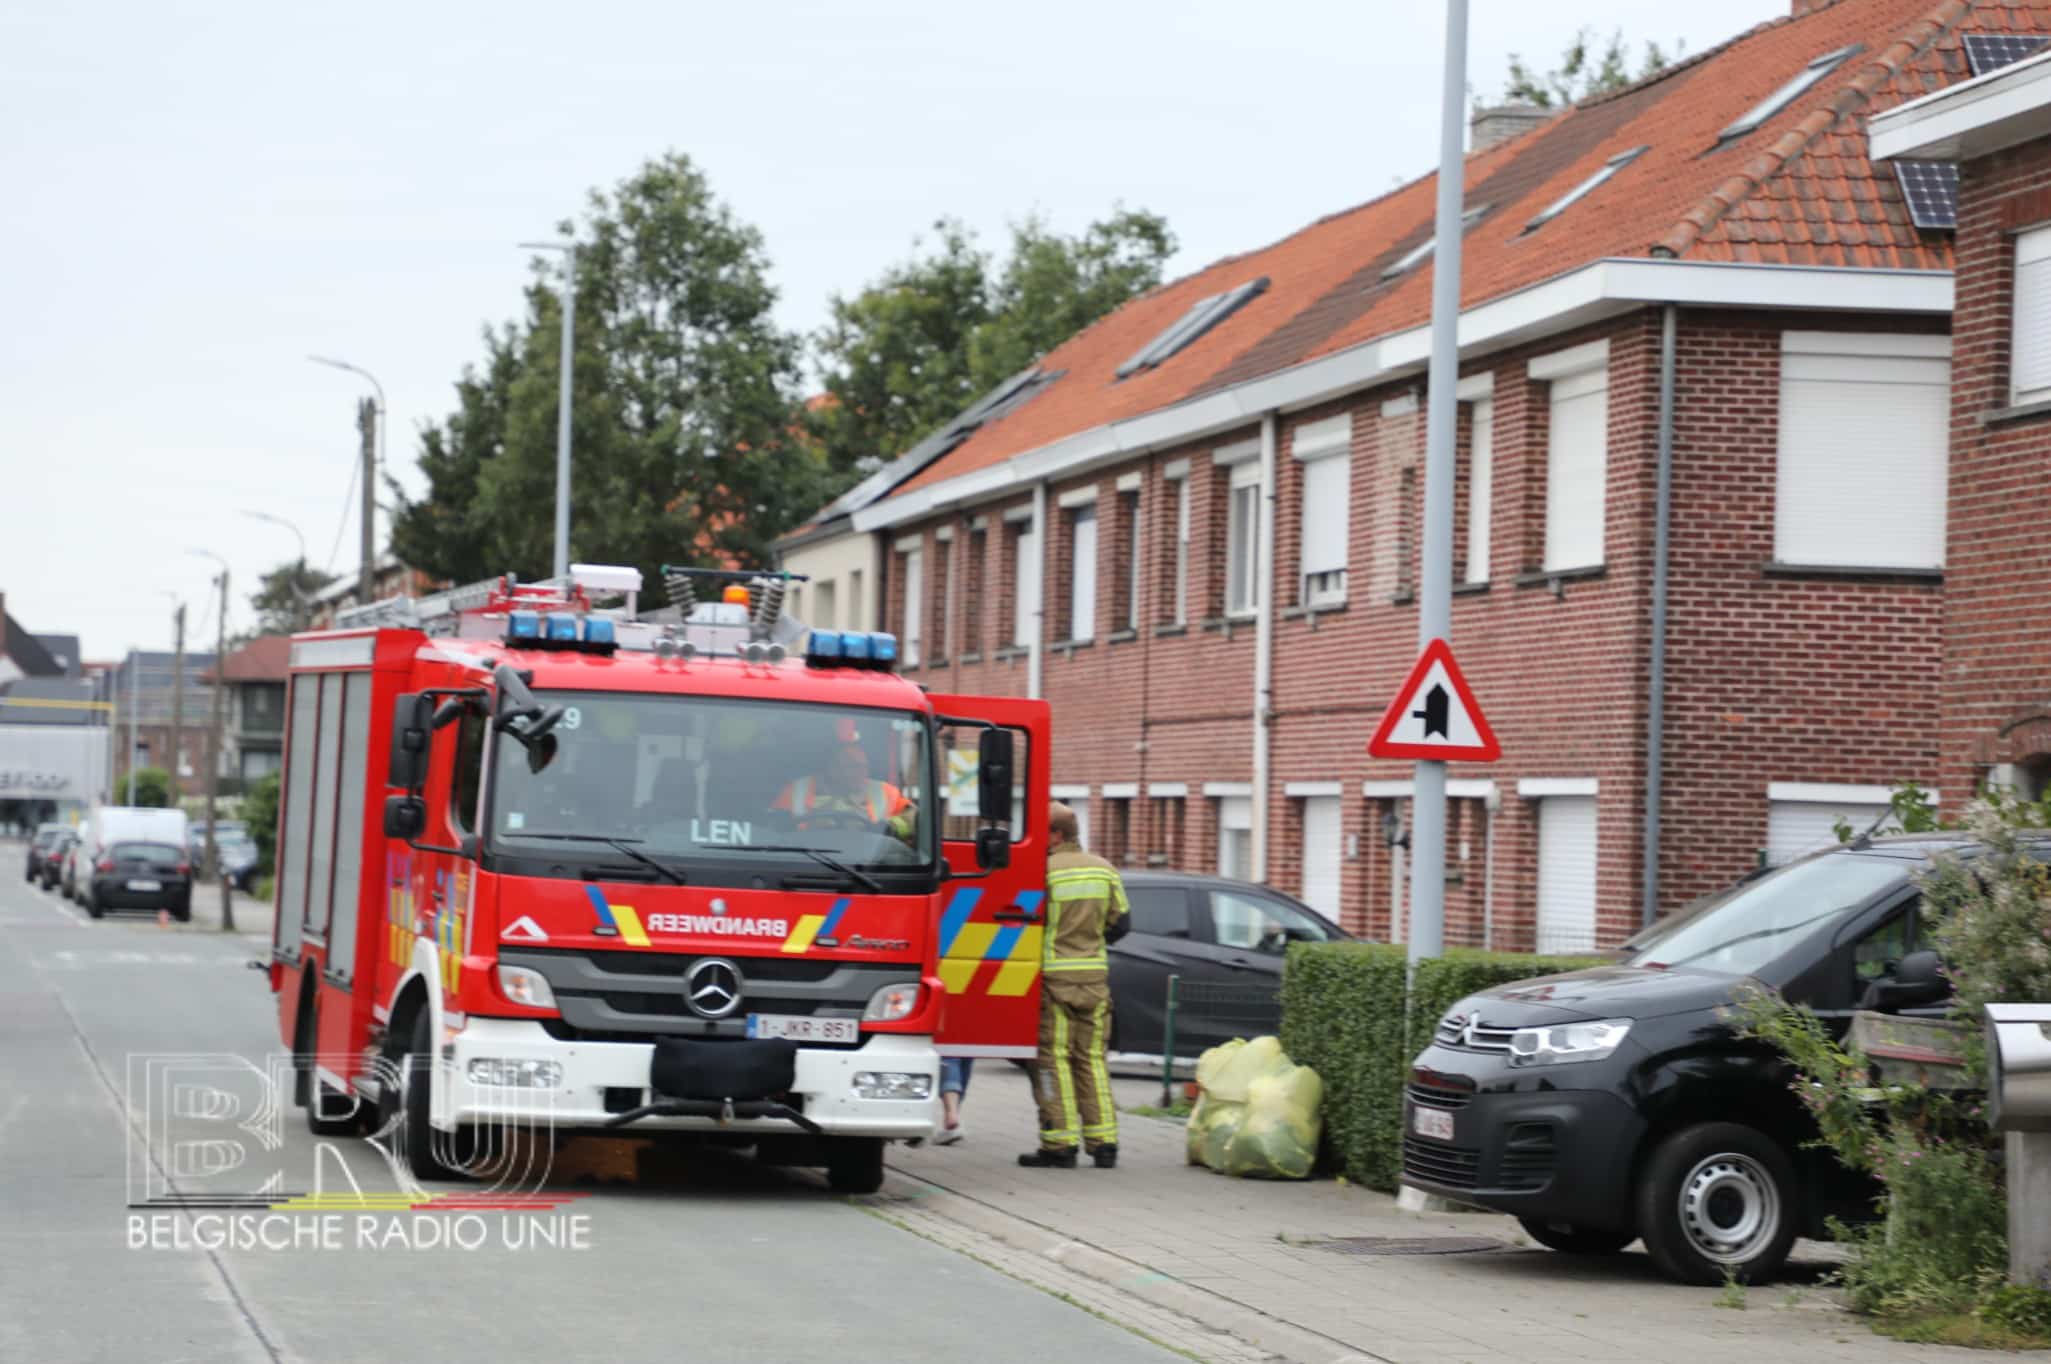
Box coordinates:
[975,825,1011,872]
[388,693,433,792]
[383,794,426,841]
[976,728,1014,824]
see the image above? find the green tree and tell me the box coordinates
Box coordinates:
[810,209,1177,476]
[1503,28,1679,108]
[242,771,280,876]
[247,560,334,636]
[390,152,811,584]
[127,767,172,808]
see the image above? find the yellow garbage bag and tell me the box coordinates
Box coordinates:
[1184,1035,1324,1179]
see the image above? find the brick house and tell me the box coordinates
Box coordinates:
[1871,42,2051,803]
[810,0,2051,952]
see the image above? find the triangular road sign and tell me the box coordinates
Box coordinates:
[503,915,550,943]
[1367,638,1501,762]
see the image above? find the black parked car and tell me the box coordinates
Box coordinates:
[1403,834,1989,1286]
[82,840,192,921]
[39,831,77,891]
[1109,871,1351,1058]
[23,823,68,881]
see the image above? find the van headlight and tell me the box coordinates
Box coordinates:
[863,982,922,1022]
[1506,1018,1632,1067]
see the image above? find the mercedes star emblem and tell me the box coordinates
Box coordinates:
[684,957,743,1019]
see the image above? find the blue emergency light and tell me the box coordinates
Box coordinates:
[507,611,541,640]
[840,632,873,662]
[808,630,843,661]
[869,632,898,665]
[582,617,615,646]
[804,629,897,671]
[545,614,578,642]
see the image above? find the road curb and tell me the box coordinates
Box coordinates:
[881,1167,1391,1364]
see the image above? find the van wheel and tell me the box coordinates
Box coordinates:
[823,1137,885,1194]
[1518,1218,1636,1254]
[1637,1123,1798,1285]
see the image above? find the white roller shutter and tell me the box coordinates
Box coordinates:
[1775,334,1950,569]
[1218,795,1252,879]
[1536,795,1598,954]
[901,548,924,666]
[2015,227,2051,406]
[1543,370,1609,572]
[1069,506,1097,642]
[1300,796,1341,920]
[1766,800,1887,865]
[1299,453,1350,590]
[1013,526,1038,648]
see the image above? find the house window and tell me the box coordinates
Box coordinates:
[1295,415,1351,607]
[810,579,836,631]
[1010,518,1039,649]
[848,570,864,629]
[1533,341,1609,573]
[1066,504,1097,642]
[1148,794,1184,866]
[1226,460,1262,616]
[898,545,923,667]
[1299,795,1342,921]
[2015,226,2051,407]
[1164,468,1191,625]
[1105,796,1132,865]
[1716,45,1861,146]
[1774,332,1950,570]
[1464,396,1494,584]
[934,534,955,662]
[1116,487,1142,632]
[1216,795,1252,879]
[1535,793,1598,954]
[962,527,986,655]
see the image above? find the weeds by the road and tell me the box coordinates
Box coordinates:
[1714,1267,1748,1311]
[1122,1101,1191,1121]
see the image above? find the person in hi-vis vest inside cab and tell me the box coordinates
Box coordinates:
[771,729,916,844]
[1020,800,1130,1169]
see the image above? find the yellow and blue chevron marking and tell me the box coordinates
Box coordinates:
[937,887,1044,998]
[584,885,649,947]
[782,898,850,954]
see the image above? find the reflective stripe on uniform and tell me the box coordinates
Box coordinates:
[1044,867,1121,971]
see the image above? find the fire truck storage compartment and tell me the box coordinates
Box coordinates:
[277,668,373,985]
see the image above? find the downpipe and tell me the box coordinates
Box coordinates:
[1251,410,1278,882]
[1641,304,1679,931]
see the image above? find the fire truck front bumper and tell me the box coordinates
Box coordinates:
[440,1018,941,1139]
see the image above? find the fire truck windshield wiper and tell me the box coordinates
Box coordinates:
[751,844,883,895]
[509,831,687,886]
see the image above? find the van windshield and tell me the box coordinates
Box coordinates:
[1629,853,1910,977]
[488,691,934,882]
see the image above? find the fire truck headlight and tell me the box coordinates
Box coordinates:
[852,1071,933,1101]
[862,982,922,1022]
[467,1058,563,1089]
[497,965,558,1010]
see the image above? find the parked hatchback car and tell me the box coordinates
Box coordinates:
[1108,871,1351,1059]
[39,831,78,890]
[1402,834,1995,1287]
[23,823,69,881]
[81,840,192,920]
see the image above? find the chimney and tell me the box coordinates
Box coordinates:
[1469,103,1550,153]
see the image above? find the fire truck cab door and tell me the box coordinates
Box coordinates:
[930,695,1050,1059]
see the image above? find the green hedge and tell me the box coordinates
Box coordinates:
[1280,944,1606,1190]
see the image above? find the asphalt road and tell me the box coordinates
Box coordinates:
[0,853,1177,1364]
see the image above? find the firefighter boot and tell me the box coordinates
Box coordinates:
[1017,1148,1079,1169]
[1091,1143,1118,1169]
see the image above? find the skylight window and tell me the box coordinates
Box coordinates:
[1715,45,1861,146]
[1380,206,1490,280]
[1523,147,1648,234]
[1115,278,1269,379]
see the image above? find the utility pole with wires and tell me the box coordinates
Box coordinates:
[357,396,377,604]
[169,602,186,804]
[206,568,234,933]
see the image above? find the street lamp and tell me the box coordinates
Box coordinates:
[241,509,312,630]
[519,239,578,582]
[308,354,386,606]
[188,548,234,933]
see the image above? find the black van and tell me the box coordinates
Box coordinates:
[1402,834,1982,1285]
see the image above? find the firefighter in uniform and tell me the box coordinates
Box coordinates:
[1020,800,1130,1169]
[772,740,917,843]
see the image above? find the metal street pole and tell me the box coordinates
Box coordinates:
[125,653,139,804]
[1408,0,1469,972]
[240,510,312,630]
[520,240,578,581]
[190,549,234,932]
[309,356,386,605]
[167,598,185,805]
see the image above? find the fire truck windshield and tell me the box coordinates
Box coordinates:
[485,691,937,887]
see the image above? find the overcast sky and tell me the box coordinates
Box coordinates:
[2,0,1782,661]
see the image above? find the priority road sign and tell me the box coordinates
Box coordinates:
[1367,637,1500,762]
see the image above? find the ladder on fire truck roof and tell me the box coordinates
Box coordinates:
[331,564,645,632]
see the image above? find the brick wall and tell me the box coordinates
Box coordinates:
[1940,136,2051,801]
[882,303,1952,947]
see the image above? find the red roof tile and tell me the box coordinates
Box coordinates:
[214,635,291,682]
[882,0,2047,506]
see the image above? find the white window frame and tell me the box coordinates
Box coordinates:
[1294,414,1351,608]
[1773,331,1951,571]
[1226,460,1262,618]
[1167,466,1191,625]
[899,545,924,667]
[1532,340,1610,574]
[1465,394,1494,584]
[1067,503,1097,643]
[1012,521,1039,649]
[2015,225,2051,407]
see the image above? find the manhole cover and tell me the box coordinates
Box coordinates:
[1305,1235,1510,1256]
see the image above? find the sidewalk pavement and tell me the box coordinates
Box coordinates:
[883,1065,1985,1364]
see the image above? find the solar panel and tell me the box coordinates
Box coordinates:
[1894,159,1959,231]
[1963,33,2047,77]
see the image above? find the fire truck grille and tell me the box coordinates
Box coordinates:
[500,948,915,1041]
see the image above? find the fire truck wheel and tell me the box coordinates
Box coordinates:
[394,1012,459,1181]
[823,1137,885,1194]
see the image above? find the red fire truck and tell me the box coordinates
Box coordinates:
[267,565,1047,1193]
